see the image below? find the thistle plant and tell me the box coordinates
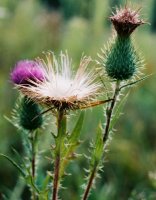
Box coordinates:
[0,3,148,200]
[102,5,145,141]
[19,52,105,200]
[10,60,45,200]
[82,5,146,200]
[3,51,111,200]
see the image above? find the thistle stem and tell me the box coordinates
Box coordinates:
[30,131,37,200]
[31,138,35,178]
[52,154,60,200]
[52,110,66,200]
[103,81,120,143]
[82,166,96,200]
[82,82,120,200]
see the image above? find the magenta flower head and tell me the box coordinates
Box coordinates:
[110,7,145,37]
[11,60,45,85]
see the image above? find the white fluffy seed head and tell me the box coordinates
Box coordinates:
[19,52,102,110]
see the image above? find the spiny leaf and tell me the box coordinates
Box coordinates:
[68,111,85,144]
[120,74,152,91]
[38,192,49,200]
[90,124,103,168]
[82,125,104,199]
[25,175,40,194]
[55,113,67,153]
[11,148,26,167]
[41,174,51,192]
[59,112,85,177]
[110,92,129,131]
[0,153,25,177]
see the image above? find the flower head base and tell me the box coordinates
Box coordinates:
[110,6,145,37]
[11,60,45,85]
[18,52,101,111]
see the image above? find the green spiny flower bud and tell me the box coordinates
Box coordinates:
[102,6,145,81]
[20,96,43,130]
[105,36,138,80]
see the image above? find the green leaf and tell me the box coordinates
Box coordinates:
[38,192,49,200]
[9,178,25,200]
[90,124,103,168]
[25,175,40,194]
[120,74,152,91]
[0,153,25,177]
[110,92,129,131]
[59,111,85,177]
[11,147,26,165]
[69,111,85,143]
[82,125,104,200]
[55,112,67,153]
[41,174,51,192]
[38,175,50,200]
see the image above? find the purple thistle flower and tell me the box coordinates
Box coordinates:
[11,60,45,85]
[110,7,145,37]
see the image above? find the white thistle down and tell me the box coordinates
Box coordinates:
[19,52,104,110]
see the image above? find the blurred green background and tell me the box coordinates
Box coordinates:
[0,0,156,199]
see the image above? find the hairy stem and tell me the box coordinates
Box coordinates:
[82,82,120,200]
[30,131,37,200]
[52,154,60,200]
[52,110,65,200]
[32,139,35,178]
[82,166,96,200]
[103,81,120,142]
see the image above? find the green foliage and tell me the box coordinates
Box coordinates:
[104,36,141,80]
[0,153,25,177]
[109,92,129,131]
[90,125,103,168]
[82,124,104,200]
[58,112,85,177]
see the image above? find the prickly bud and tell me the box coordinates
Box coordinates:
[20,96,43,130]
[105,36,139,80]
[102,6,145,81]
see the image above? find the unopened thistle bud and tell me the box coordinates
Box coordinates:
[103,6,145,81]
[19,96,43,131]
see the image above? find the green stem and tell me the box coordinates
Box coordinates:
[82,82,120,200]
[52,110,66,200]
[30,131,37,200]
[52,154,61,200]
[103,81,120,143]
[82,166,96,200]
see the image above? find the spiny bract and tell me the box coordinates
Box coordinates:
[105,37,140,80]
[20,96,43,130]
